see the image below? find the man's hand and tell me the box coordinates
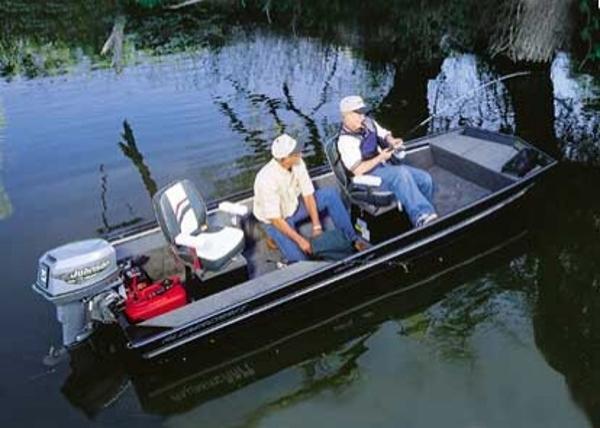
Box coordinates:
[297,236,312,254]
[312,224,323,237]
[387,136,405,149]
[378,147,394,163]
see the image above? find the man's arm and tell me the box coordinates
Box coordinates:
[373,119,404,149]
[270,218,311,254]
[302,193,322,236]
[353,148,394,176]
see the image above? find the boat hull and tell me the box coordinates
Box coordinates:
[130,177,540,359]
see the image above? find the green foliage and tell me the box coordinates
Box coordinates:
[135,0,164,7]
[0,0,597,79]
[0,38,79,79]
[0,0,229,79]
[578,0,600,70]
[0,1,115,78]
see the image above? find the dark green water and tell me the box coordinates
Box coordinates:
[1,1,599,427]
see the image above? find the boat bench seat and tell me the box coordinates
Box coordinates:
[429,133,520,172]
[427,129,518,191]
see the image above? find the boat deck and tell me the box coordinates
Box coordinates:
[140,261,329,328]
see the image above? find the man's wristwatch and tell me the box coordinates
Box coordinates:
[312,224,322,231]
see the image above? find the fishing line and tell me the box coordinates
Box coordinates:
[405,70,531,138]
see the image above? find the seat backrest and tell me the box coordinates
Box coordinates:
[153,179,208,243]
[324,135,350,194]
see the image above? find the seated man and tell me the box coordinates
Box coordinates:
[253,134,365,263]
[337,95,438,227]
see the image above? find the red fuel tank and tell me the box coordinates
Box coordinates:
[125,276,187,323]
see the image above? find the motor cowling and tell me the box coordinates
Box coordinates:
[33,239,124,347]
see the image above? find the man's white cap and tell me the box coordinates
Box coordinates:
[339,95,367,114]
[271,133,304,159]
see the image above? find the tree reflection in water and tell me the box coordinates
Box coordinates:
[97,120,157,234]
[197,34,393,195]
[97,163,143,235]
[118,120,158,198]
[552,53,600,165]
[0,100,12,220]
[424,54,516,134]
[529,164,600,427]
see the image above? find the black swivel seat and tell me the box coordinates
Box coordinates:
[324,137,409,242]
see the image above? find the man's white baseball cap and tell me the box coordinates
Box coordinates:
[339,95,368,114]
[271,134,304,159]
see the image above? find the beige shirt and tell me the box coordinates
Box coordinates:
[253,158,315,223]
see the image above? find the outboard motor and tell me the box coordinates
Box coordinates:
[32,239,125,348]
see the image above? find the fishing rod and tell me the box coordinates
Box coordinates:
[404,70,531,139]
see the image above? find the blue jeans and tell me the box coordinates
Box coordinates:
[370,164,435,225]
[263,187,358,263]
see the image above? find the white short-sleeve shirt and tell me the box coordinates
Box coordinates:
[253,158,315,223]
[337,118,391,172]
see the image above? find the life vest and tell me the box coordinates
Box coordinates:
[340,117,385,161]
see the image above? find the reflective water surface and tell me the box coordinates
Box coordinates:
[1,2,599,427]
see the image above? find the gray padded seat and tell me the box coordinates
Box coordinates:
[324,137,397,214]
[153,179,244,272]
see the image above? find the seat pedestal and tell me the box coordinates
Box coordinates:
[351,205,411,244]
[186,255,249,300]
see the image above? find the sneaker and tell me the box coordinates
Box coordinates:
[416,213,438,227]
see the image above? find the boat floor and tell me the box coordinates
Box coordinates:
[243,165,491,278]
[429,165,490,216]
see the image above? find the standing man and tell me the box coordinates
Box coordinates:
[337,95,437,227]
[253,134,365,263]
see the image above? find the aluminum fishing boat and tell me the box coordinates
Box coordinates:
[32,127,556,359]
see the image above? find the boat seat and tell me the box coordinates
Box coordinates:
[153,179,244,272]
[324,137,398,215]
